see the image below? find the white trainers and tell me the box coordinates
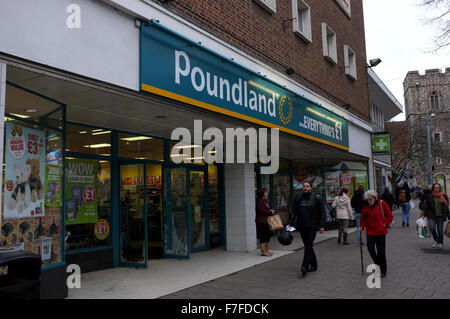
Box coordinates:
[432,241,437,248]
[437,243,443,249]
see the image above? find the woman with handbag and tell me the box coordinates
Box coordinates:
[333,188,353,245]
[255,188,275,256]
[359,190,393,278]
[424,183,449,249]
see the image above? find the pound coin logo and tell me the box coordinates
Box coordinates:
[278,95,293,126]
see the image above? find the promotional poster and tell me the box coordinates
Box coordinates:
[3,123,46,219]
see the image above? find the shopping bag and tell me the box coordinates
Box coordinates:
[267,214,283,231]
[444,221,450,238]
[410,200,415,210]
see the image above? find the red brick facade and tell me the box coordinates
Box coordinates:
[160,0,370,120]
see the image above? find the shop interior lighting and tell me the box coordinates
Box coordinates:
[25,109,38,113]
[99,154,111,156]
[92,129,104,132]
[174,144,202,149]
[79,131,87,134]
[83,143,111,149]
[92,130,111,136]
[170,154,188,157]
[134,157,147,160]
[120,136,153,142]
[9,113,30,119]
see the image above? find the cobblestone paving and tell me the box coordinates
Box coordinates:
[161,206,450,299]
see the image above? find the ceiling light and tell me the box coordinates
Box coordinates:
[79,131,87,134]
[25,109,38,113]
[83,143,111,149]
[92,130,111,135]
[170,154,188,157]
[174,144,202,149]
[9,113,30,119]
[134,157,147,160]
[120,136,153,142]
[92,129,103,132]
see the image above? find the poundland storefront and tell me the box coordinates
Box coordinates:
[0,0,373,298]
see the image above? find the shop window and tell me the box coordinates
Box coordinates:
[208,165,220,236]
[65,159,112,251]
[146,163,163,258]
[273,160,290,222]
[66,124,111,156]
[293,160,323,196]
[1,120,63,267]
[292,0,312,43]
[119,133,164,161]
[170,141,205,165]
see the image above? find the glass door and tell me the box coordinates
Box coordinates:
[119,163,147,267]
[163,167,189,258]
[190,170,206,251]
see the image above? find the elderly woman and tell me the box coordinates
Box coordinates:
[359,190,394,278]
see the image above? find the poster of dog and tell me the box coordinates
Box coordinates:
[3,123,46,219]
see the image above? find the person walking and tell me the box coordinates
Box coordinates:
[287,181,325,277]
[351,185,366,245]
[396,182,412,227]
[381,187,395,212]
[359,190,394,278]
[333,188,353,245]
[255,188,275,256]
[424,183,449,249]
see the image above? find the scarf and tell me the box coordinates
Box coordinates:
[432,191,448,207]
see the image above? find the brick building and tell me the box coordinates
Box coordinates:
[403,68,450,192]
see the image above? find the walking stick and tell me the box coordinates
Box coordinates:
[359,232,364,275]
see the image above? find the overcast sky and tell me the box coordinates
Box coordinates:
[363,0,450,121]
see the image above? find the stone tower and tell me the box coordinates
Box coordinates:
[403,68,450,192]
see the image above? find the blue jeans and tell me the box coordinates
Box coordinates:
[400,202,410,224]
[355,213,361,243]
[428,217,445,244]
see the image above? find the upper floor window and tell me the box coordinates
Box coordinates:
[322,23,337,64]
[334,0,351,18]
[344,45,357,80]
[436,157,442,165]
[434,132,441,143]
[254,0,276,13]
[371,104,384,129]
[430,92,439,110]
[292,0,312,43]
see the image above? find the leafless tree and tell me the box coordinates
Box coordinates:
[419,0,450,52]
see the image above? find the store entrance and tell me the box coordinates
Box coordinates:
[119,162,147,267]
[119,162,164,266]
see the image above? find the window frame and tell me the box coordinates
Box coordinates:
[344,44,357,81]
[321,23,338,64]
[292,0,312,43]
[433,132,441,143]
[254,0,276,14]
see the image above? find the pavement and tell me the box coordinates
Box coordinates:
[68,202,450,299]
[161,204,450,299]
[67,227,353,299]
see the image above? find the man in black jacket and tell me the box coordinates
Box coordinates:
[287,181,325,277]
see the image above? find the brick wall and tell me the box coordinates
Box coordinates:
[158,0,370,120]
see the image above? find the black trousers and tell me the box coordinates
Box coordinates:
[366,234,387,275]
[299,227,317,270]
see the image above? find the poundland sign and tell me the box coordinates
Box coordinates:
[140,21,349,150]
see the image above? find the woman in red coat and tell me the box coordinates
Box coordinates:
[255,188,275,256]
[359,190,394,278]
